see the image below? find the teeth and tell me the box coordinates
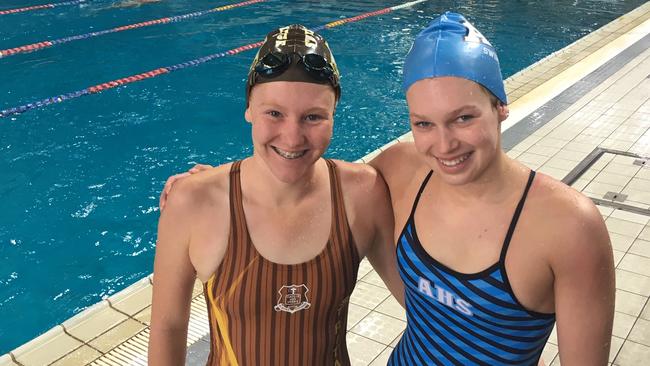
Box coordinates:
[273,147,306,159]
[438,153,470,167]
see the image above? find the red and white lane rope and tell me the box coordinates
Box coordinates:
[0,0,430,118]
[0,0,267,59]
[0,0,86,16]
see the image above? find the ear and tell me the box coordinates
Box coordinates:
[496,103,509,123]
[244,107,252,124]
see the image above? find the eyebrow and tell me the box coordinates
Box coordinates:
[409,105,481,121]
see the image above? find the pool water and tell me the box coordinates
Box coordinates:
[0,0,646,354]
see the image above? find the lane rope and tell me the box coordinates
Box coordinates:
[0,0,87,16]
[0,0,268,59]
[0,0,430,118]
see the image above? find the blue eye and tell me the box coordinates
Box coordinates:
[305,114,323,122]
[458,115,473,123]
[413,121,432,128]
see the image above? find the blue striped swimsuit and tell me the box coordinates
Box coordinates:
[389,170,555,365]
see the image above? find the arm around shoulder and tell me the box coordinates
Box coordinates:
[551,193,615,365]
[368,141,419,187]
[345,162,405,307]
[148,180,200,365]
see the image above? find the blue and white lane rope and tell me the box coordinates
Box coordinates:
[0,0,430,118]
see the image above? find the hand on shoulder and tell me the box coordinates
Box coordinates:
[163,163,231,214]
[369,141,428,191]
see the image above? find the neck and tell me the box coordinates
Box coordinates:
[437,151,525,204]
[244,156,325,207]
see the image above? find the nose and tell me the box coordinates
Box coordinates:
[436,127,459,154]
[282,117,305,148]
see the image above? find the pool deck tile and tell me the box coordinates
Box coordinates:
[49,346,102,366]
[87,319,146,354]
[108,277,152,317]
[11,326,83,366]
[0,354,19,366]
[62,301,129,343]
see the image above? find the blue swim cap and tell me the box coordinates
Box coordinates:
[403,11,507,104]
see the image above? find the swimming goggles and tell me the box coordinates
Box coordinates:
[253,51,339,89]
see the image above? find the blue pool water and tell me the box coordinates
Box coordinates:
[0,0,646,354]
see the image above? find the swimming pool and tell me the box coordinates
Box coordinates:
[0,0,646,354]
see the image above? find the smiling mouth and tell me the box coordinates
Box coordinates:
[436,152,472,167]
[272,146,307,159]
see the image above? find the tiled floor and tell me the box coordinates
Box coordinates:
[2,2,650,365]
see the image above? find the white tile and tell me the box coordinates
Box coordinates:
[361,271,388,289]
[543,157,579,171]
[564,141,598,154]
[527,145,561,157]
[636,168,650,181]
[357,259,373,280]
[346,333,386,366]
[609,336,625,363]
[506,149,524,159]
[612,311,636,339]
[613,250,625,267]
[550,354,560,365]
[375,296,407,321]
[517,152,549,168]
[585,182,624,196]
[554,149,587,162]
[630,144,650,158]
[605,217,644,238]
[547,324,558,345]
[641,300,650,321]
[348,303,373,331]
[609,232,636,252]
[608,132,642,143]
[350,311,406,345]
[513,136,543,151]
[626,178,650,193]
[350,282,391,310]
[614,125,647,135]
[541,342,558,365]
[615,289,647,317]
[537,137,569,149]
[615,269,650,297]
[548,129,581,141]
[571,178,590,191]
[614,340,650,366]
[390,331,403,348]
[596,205,615,217]
[572,134,605,145]
[629,239,650,258]
[369,346,394,366]
[581,128,613,138]
[612,155,637,166]
[619,253,650,277]
[639,226,650,242]
[608,210,650,225]
[537,166,569,180]
[621,188,650,208]
[628,318,650,346]
[593,172,633,186]
[602,163,640,177]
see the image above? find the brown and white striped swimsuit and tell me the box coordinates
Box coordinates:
[203,159,361,365]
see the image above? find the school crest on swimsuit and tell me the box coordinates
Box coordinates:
[274,284,311,313]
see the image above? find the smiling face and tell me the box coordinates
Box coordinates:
[406,77,509,186]
[245,81,336,184]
